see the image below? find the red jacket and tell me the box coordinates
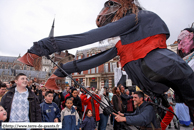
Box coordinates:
[80,93,87,112]
[84,94,101,121]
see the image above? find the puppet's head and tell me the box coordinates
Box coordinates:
[177,28,194,58]
[96,0,141,27]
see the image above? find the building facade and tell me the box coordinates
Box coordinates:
[0,55,49,82]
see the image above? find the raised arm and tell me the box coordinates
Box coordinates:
[53,46,117,77]
[28,13,137,57]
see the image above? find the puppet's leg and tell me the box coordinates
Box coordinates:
[143,48,194,111]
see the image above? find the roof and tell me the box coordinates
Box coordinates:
[0,69,48,79]
[0,56,18,62]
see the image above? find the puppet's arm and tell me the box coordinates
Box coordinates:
[18,13,137,69]
[45,47,118,89]
[28,13,136,57]
[55,46,117,76]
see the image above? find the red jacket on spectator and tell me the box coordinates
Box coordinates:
[80,93,87,112]
[84,94,101,121]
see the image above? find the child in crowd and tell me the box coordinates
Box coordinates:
[0,105,7,130]
[40,91,60,123]
[80,109,96,130]
[61,98,80,130]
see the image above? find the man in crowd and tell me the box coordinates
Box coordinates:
[1,73,42,122]
[62,86,70,97]
[113,91,161,129]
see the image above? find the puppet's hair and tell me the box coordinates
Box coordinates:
[112,0,143,23]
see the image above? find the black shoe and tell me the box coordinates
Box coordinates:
[168,126,171,129]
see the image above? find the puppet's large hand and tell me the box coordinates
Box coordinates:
[17,52,42,71]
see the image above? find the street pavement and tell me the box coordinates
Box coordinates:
[106,122,194,130]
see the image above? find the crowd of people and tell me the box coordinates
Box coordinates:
[0,73,193,130]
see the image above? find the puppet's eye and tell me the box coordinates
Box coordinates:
[109,1,114,6]
[105,1,115,7]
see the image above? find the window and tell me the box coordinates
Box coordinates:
[104,63,108,72]
[24,65,26,70]
[96,67,98,73]
[104,78,109,88]
[112,62,117,72]
[2,64,5,69]
[110,62,113,72]
[78,56,83,74]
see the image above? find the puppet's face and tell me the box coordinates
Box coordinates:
[178,30,194,55]
[96,0,121,27]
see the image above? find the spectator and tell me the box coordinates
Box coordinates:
[3,82,10,89]
[1,73,41,122]
[62,86,70,97]
[113,91,161,129]
[9,81,15,88]
[80,109,96,130]
[40,91,60,124]
[64,86,74,100]
[40,87,47,100]
[0,83,7,102]
[80,88,87,119]
[125,89,134,113]
[0,105,7,129]
[112,87,123,130]
[119,85,133,113]
[61,98,80,130]
[83,86,101,122]
[98,87,110,130]
[65,88,82,117]
[53,89,65,111]
[35,84,44,104]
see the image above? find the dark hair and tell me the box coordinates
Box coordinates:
[71,88,77,94]
[66,98,73,103]
[112,87,117,94]
[10,81,15,84]
[0,83,7,89]
[45,90,53,96]
[134,91,144,101]
[15,73,26,80]
[85,109,92,116]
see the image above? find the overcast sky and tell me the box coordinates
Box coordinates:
[0,0,194,57]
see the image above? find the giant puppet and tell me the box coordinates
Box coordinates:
[18,0,194,111]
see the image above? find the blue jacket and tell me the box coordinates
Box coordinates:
[40,101,61,122]
[125,101,160,128]
[61,107,80,130]
[80,116,96,130]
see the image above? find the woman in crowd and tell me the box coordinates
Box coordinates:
[112,87,123,130]
[98,87,110,130]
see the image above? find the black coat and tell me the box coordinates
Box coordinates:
[53,92,65,110]
[1,86,42,122]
